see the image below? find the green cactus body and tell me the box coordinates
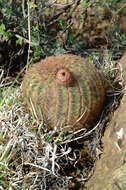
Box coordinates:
[22,54,105,131]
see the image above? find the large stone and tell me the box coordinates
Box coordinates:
[86,53,126,190]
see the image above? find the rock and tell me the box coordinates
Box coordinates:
[22,54,105,132]
[86,53,126,190]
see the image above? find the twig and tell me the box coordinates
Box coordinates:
[24,162,51,172]
[51,144,58,176]
[0,138,13,161]
[22,0,26,18]
[15,34,39,46]
[30,98,39,124]
[47,3,73,26]
[0,69,4,81]
[27,0,31,70]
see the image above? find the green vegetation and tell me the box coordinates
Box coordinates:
[0,0,126,71]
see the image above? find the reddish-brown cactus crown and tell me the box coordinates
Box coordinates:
[55,67,74,86]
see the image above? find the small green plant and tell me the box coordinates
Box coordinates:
[0,173,8,189]
[0,24,12,41]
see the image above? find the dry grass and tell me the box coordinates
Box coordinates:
[0,53,124,190]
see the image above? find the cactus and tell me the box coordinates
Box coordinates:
[22,54,105,131]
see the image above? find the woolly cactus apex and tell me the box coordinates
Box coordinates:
[22,54,105,132]
[55,67,74,86]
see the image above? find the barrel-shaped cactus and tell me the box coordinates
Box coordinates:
[22,54,105,131]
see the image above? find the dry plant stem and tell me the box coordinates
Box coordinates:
[27,0,31,70]
[0,138,14,162]
[22,0,26,18]
[47,2,73,26]
[61,121,101,145]
[19,1,40,46]
[0,82,12,88]
[50,0,57,5]
[114,2,126,14]
[30,98,39,123]
[71,108,88,127]
[60,111,104,145]
[116,63,124,87]
[15,34,39,46]
[51,144,58,176]
[42,0,57,12]
[68,0,81,16]
[0,69,4,82]
[106,63,124,95]
[24,162,51,173]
